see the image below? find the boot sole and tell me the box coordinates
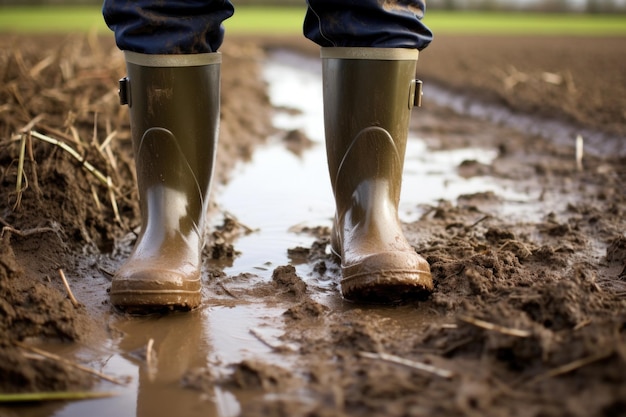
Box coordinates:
[110,288,201,313]
[341,271,433,304]
[339,252,434,304]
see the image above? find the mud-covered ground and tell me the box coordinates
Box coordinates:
[1,33,625,417]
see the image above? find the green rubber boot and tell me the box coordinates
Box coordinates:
[111,51,221,311]
[321,47,433,303]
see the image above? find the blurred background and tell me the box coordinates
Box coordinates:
[0,0,625,13]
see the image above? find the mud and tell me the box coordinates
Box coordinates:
[0,33,625,417]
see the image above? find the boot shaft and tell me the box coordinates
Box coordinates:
[321,47,419,205]
[120,52,221,225]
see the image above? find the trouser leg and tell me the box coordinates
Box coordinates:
[304,0,432,49]
[102,0,234,54]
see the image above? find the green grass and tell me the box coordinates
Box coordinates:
[226,6,307,34]
[0,5,308,35]
[426,11,626,35]
[0,6,624,36]
[0,6,108,33]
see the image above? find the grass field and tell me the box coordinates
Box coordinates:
[0,5,625,36]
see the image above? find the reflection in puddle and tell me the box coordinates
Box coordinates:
[206,304,293,369]
[44,51,537,417]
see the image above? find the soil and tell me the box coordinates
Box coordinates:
[1,32,625,417]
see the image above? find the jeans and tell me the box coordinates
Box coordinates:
[102,0,432,54]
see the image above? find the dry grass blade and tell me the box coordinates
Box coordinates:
[68,125,83,148]
[107,176,122,226]
[145,338,157,382]
[38,124,76,143]
[11,47,29,79]
[1,224,57,240]
[360,351,454,379]
[90,184,102,211]
[92,112,98,146]
[250,328,297,352]
[215,279,238,299]
[498,239,533,258]
[146,338,155,368]
[470,215,491,228]
[20,114,45,133]
[13,125,43,210]
[25,130,42,197]
[29,130,113,189]
[0,391,117,403]
[15,342,127,386]
[99,130,117,153]
[576,134,584,171]
[573,318,592,331]
[58,269,80,308]
[458,314,532,338]
[101,131,119,174]
[29,54,55,79]
[14,132,28,210]
[525,350,613,386]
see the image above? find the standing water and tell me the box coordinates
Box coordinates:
[24,51,532,417]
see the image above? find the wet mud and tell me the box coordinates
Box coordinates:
[0,33,625,417]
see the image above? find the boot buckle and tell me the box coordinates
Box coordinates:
[409,79,423,109]
[119,77,130,106]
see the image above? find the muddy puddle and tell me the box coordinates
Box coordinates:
[18,51,546,417]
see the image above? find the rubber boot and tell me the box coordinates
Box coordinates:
[110,51,221,311]
[321,47,433,303]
